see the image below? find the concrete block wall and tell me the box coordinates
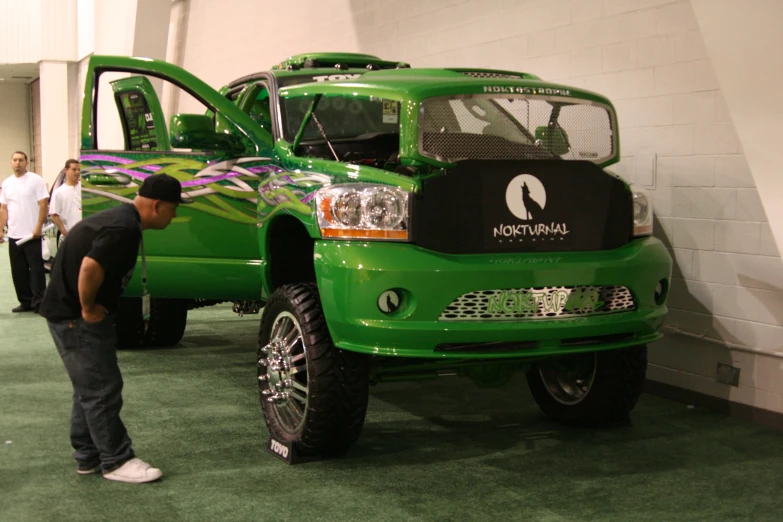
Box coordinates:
[180,0,783,412]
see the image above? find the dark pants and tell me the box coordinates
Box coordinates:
[47,315,134,471]
[9,237,46,309]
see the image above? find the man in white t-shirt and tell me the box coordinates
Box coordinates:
[50,159,82,237]
[0,151,50,313]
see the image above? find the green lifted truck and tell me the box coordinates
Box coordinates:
[80,52,672,456]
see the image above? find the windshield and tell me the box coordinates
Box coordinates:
[282,94,399,141]
[281,93,401,165]
[419,94,616,164]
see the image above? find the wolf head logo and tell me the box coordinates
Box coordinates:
[506,175,546,221]
[520,182,544,220]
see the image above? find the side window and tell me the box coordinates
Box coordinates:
[234,83,274,136]
[248,89,272,131]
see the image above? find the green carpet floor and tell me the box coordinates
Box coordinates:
[1,248,783,521]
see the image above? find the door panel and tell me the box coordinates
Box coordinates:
[81,57,277,299]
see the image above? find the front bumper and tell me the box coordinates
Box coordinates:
[314,237,672,359]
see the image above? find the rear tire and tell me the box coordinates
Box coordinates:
[527,345,647,425]
[114,297,188,349]
[257,283,370,456]
[115,297,145,349]
[145,298,188,347]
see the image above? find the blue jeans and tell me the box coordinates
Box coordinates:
[47,315,134,471]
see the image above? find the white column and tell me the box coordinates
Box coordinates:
[132,0,173,99]
[40,0,77,61]
[132,0,171,59]
[39,61,70,187]
[76,0,94,59]
[690,0,783,257]
[0,0,42,64]
[94,0,138,55]
[0,84,31,186]
[162,0,190,121]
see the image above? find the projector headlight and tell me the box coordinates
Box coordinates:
[316,183,410,240]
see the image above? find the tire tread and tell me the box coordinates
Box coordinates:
[258,283,370,456]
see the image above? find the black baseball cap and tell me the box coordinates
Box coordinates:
[138,174,191,204]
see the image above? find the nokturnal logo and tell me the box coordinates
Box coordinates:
[492,173,570,242]
[505,175,546,221]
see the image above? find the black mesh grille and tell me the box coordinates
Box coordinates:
[419,95,614,164]
[421,132,555,162]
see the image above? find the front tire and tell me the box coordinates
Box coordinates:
[257,283,370,457]
[527,345,647,425]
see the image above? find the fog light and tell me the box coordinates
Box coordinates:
[654,279,668,305]
[378,290,401,314]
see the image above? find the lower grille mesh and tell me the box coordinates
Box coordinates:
[439,285,635,321]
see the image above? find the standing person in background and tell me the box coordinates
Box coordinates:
[50,159,82,238]
[0,151,49,313]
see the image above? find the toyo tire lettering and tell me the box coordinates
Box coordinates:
[269,439,289,458]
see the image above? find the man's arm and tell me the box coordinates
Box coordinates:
[0,203,7,242]
[33,198,48,238]
[48,190,64,234]
[79,256,108,323]
[51,214,67,236]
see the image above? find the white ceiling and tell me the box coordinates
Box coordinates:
[0,63,39,84]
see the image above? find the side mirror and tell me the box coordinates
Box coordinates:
[169,113,243,151]
[535,125,570,156]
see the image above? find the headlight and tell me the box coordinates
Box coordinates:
[316,183,410,240]
[632,188,653,236]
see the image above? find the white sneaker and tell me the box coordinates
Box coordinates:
[103,458,163,483]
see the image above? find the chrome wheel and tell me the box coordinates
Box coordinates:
[538,352,597,406]
[257,311,308,433]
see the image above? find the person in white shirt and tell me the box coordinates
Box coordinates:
[50,159,82,238]
[0,151,50,313]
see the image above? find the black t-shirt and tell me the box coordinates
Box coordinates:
[39,204,142,321]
